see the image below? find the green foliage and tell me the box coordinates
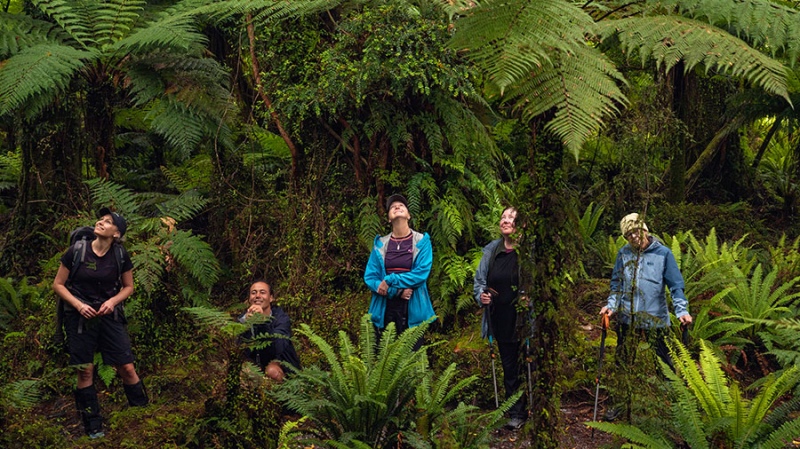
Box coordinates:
[0,277,43,331]
[79,178,220,299]
[0,149,21,192]
[450,0,627,157]
[588,339,800,448]
[598,15,790,102]
[273,314,514,448]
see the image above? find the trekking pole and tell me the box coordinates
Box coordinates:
[591,312,611,438]
[484,289,500,409]
[681,322,690,346]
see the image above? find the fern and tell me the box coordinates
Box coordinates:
[0,43,96,116]
[85,177,140,217]
[32,0,92,46]
[184,306,247,337]
[1,379,44,409]
[598,15,791,103]
[89,0,146,48]
[0,12,71,57]
[166,230,220,290]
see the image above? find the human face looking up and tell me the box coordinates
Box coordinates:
[499,208,517,239]
[388,201,411,223]
[94,214,120,239]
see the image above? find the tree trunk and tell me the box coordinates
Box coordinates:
[666,63,687,204]
[0,103,86,276]
[518,121,580,448]
[86,74,115,179]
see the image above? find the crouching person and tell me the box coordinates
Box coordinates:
[53,208,148,439]
[239,280,301,381]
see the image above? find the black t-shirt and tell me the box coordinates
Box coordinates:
[487,249,519,342]
[61,243,133,305]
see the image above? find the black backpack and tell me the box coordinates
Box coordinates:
[53,226,124,347]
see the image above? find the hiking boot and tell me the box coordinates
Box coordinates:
[123,380,149,407]
[505,417,525,430]
[603,406,624,422]
[88,430,105,439]
[74,385,103,437]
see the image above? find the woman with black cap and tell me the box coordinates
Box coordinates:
[364,194,435,343]
[53,208,147,439]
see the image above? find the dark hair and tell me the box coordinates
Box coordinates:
[247,279,273,296]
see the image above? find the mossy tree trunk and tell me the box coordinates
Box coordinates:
[518,122,580,448]
[1,101,86,276]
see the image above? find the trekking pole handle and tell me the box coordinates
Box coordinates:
[601,311,610,330]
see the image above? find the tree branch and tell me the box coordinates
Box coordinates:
[246,14,299,182]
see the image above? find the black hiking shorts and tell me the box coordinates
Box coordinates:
[64,310,135,366]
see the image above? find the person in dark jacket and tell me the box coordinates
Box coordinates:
[53,208,148,439]
[473,206,527,430]
[238,280,300,381]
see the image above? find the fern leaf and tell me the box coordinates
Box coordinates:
[32,0,92,45]
[598,15,791,104]
[585,421,673,448]
[85,177,140,217]
[0,12,72,57]
[506,44,627,159]
[449,0,594,93]
[129,241,165,295]
[89,0,145,47]
[0,43,95,116]
[166,229,220,289]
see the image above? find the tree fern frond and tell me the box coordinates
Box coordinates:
[449,0,594,93]
[156,190,208,222]
[32,0,92,45]
[129,241,164,295]
[85,178,140,216]
[650,0,800,65]
[598,15,791,104]
[0,43,95,116]
[200,0,345,26]
[90,0,145,47]
[145,99,208,156]
[114,11,207,54]
[159,155,213,193]
[166,229,220,289]
[183,305,245,336]
[505,44,627,159]
[0,12,71,57]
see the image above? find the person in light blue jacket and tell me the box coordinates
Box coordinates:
[364,194,435,341]
[599,213,693,420]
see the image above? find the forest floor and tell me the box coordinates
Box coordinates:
[43,392,614,448]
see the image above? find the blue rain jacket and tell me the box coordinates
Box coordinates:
[364,230,436,329]
[606,237,689,328]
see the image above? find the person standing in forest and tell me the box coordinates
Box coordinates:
[474,206,527,430]
[599,212,692,420]
[364,194,435,345]
[238,280,301,381]
[53,208,148,439]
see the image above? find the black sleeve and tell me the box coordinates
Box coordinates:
[60,245,76,269]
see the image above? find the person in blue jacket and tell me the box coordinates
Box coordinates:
[364,194,435,343]
[473,206,527,430]
[238,280,301,381]
[599,213,692,419]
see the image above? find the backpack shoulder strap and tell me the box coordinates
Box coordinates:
[67,239,88,285]
[113,242,125,285]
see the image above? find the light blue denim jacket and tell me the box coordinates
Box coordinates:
[606,237,689,328]
[364,230,436,329]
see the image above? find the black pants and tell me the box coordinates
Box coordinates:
[615,324,674,372]
[497,340,526,419]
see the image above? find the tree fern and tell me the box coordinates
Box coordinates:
[167,230,220,290]
[0,43,95,116]
[597,15,791,103]
[649,0,800,64]
[32,0,92,45]
[0,12,69,57]
[90,0,146,48]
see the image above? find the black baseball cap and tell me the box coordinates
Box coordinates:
[97,207,127,237]
[385,194,408,211]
